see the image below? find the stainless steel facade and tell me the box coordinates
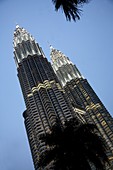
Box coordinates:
[50,47,113,168]
[13,26,84,169]
[13,25,113,169]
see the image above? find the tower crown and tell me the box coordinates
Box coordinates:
[13,25,35,47]
[50,47,74,69]
[13,26,44,67]
[50,47,83,86]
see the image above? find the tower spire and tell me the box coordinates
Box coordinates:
[16,24,20,29]
[50,44,53,50]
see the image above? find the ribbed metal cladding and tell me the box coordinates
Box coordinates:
[17,55,75,169]
[13,26,83,169]
[64,79,113,155]
[50,48,113,169]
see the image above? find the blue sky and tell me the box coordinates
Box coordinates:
[0,0,113,169]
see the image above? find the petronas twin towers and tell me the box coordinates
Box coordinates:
[13,25,113,170]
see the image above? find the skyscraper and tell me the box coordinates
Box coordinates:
[13,26,84,170]
[50,47,113,167]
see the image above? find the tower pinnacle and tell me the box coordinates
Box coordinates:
[50,45,53,50]
[16,24,20,29]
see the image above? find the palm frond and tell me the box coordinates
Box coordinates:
[39,118,110,169]
[52,0,90,21]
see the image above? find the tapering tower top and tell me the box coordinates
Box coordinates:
[13,26,45,67]
[13,25,35,46]
[50,47,73,65]
[50,47,83,86]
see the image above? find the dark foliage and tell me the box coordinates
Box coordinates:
[39,118,109,170]
[52,0,90,21]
